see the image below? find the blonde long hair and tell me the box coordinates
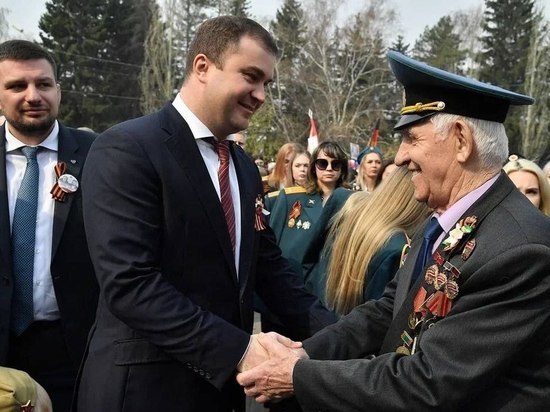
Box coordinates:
[325,167,430,315]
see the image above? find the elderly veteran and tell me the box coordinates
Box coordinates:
[237,50,550,411]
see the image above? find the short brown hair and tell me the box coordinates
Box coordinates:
[184,16,277,78]
[0,40,57,80]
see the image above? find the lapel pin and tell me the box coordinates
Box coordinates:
[70,159,77,164]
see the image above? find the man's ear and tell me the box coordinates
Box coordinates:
[453,120,474,163]
[193,54,210,83]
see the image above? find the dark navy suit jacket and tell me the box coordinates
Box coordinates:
[76,103,335,412]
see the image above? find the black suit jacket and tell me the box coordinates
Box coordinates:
[294,173,550,411]
[77,103,335,412]
[0,123,98,368]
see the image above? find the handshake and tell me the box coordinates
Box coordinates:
[236,332,309,403]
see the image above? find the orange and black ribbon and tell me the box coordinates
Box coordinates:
[287,200,302,228]
[254,195,267,231]
[50,161,67,202]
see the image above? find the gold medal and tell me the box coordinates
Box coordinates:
[288,218,295,228]
[396,345,410,355]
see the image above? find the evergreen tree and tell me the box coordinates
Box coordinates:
[390,35,410,55]
[271,0,305,62]
[226,0,250,17]
[39,0,154,131]
[265,0,308,143]
[215,0,250,16]
[413,16,465,73]
[479,0,535,154]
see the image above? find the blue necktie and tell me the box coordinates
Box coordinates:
[410,217,443,286]
[11,146,40,336]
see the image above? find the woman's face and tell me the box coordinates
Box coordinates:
[292,153,310,186]
[508,170,542,209]
[361,152,382,180]
[315,150,342,189]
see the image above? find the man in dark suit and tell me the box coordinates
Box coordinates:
[77,16,335,412]
[238,51,550,410]
[0,40,98,411]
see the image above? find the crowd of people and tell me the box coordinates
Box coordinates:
[0,14,549,412]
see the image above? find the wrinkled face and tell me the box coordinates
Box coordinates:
[361,152,382,179]
[395,121,459,210]
[508,170,541,209]
[0,58,60,141]
[315,150,342,189]
[292,153,309,186]
[203,36,275,138]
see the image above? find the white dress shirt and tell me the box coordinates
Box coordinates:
[172,95,242,275]
[6,121,60,320]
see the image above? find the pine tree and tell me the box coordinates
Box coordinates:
[390,35,410,55]
[479,0,535,154]
[413,16,465,73]
[39,0,154,132]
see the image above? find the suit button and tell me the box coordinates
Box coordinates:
[205,373,211,379]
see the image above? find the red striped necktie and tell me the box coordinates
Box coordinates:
[207,138,236,251]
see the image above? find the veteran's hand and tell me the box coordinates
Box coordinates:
[237,332,303,372]
[236,332,308,403]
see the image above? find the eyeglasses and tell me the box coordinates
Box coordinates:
[314,158,343,171]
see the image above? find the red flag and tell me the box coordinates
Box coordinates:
[307,109,319,153]
[368,118,380,147]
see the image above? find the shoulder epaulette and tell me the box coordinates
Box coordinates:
[267,191,281,198]
[283,186,307,195]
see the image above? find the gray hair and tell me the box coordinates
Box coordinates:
[429,113,508,171]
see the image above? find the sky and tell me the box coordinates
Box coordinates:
[2,0,549,45]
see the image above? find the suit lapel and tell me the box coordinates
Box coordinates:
[0,126,12,274]
[51,125,84,258]
[382,173,515,353]
[160,104,238,284]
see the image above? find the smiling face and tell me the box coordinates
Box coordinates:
[508,170,541,209]
[395,120,462,211]
[0,58,60,144]
[201,35,275,139]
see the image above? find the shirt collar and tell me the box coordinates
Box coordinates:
[435,173,499,234]
[5,120,59,153]
[172,94,216,140]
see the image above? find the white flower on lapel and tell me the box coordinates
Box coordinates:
[442,216,477,251]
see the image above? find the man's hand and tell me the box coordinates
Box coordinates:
[236,332,308,403]
[237,332,303,372]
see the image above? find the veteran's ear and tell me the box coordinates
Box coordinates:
[453,120,474,164]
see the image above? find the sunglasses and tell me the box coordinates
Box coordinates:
[314,158,343,171]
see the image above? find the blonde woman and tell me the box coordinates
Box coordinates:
[503,155,550,216]
[322,167,430,316]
